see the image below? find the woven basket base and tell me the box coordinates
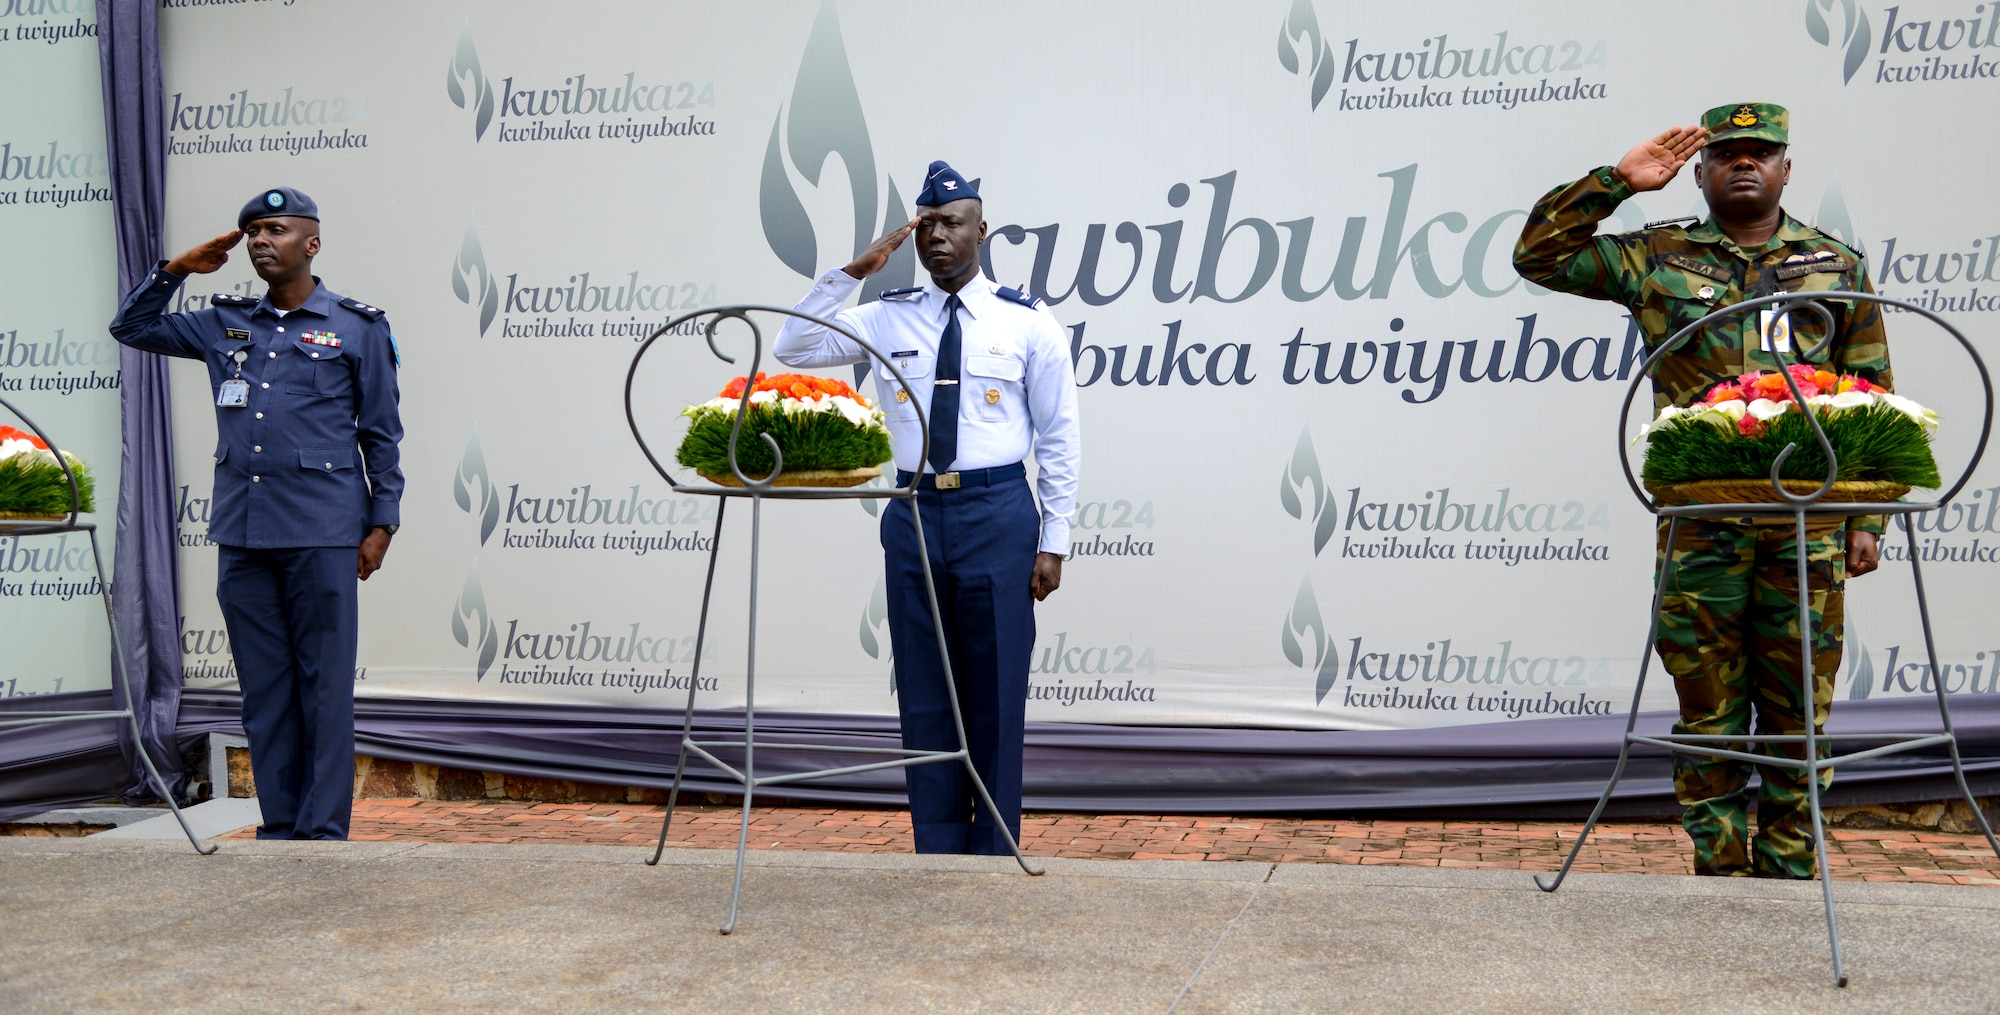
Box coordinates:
[0,509,74,520]
[1648,479,1911,506]
[699,465,882,488]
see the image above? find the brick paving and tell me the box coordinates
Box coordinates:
[221,800,2000,887]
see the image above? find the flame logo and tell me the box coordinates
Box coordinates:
[1812,172,1863,255]
[760,0,914,302]
[1279,426,1337,556]
[1281,575,1340,704]
[451,219,499,337]
[1845,617,1873,700]
[1804,0,1872,85]
[1276,0,1336,110]
[445,21,495,141]
[857,572,895,690]
[453,427,500,545]
[452,564,499,681]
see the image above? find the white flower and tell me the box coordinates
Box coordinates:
[1631,405,1683,445]
[1746,398,1790,422]
[1877,391,1941,431]
[826,395,880,429]
[0,437,33,464]
[748,389,778,406]
[1825,390,1875,412]
[1708,400,1746,421]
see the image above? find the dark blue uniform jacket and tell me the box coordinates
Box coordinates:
[110,264,404,549]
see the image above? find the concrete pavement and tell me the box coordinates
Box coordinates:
[4,836,1999,1012]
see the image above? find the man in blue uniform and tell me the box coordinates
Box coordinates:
[774,161,1082,854]
[109,187,403,840]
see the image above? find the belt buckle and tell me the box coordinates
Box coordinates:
[935,472,961,490]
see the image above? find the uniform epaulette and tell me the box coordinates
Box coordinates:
[876,286,924,302]
[994,285,1044,309]
[209,293,256,307]
[1644,215,1702,230]
[339,297,386,319]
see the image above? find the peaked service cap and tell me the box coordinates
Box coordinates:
[914,161,979,206]
[1701,103,1789,147]
[239,186,320,230]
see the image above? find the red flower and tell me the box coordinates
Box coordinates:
[1736,413,1766,437]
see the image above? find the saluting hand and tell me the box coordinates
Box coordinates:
[842,218,919,279]
[1614,126,1708,193]
[164,230,244,276]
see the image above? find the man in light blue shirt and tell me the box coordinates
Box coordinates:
[774,161,1080,854]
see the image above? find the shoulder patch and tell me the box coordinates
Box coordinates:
[1774,259,1853,281]
[339,297,386,319]
[875,286,924,302]
[209,293,255,307]
[1660,252,1733,283]
[1645,215,1702,230]
[994,285,1044,309]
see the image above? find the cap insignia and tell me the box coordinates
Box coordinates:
[1731,105,1758,128]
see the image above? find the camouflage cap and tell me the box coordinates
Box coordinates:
[1701,103,1788,146]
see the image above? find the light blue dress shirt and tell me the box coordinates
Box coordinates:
[773,270,1082,555]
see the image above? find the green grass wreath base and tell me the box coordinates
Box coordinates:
[1642,403,1940,489]
[0,456,96,515]
[675,406,892,477]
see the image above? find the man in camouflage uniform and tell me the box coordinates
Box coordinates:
[1514,104,1893,878]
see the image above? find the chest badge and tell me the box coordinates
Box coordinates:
[985,387,1001,404]
[300,330,340,347]
[1696,285,1716,301]
[895,389,910,403]
[989,344,1004,354]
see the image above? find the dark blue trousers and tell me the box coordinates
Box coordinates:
[881,476,1038,854]
[215,545,358,840]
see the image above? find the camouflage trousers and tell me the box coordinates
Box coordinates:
[1655,516,1845,878]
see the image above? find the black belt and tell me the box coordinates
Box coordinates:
[898,462,1025,491]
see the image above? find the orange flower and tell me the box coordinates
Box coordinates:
[0,425,48,450]
[711,372,870,407]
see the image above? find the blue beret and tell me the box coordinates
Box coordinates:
[915,161,979,206]
[239,187,319,229]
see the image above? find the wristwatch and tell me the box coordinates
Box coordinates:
[375,524,399,536]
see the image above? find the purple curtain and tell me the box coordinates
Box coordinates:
[97,0,183,803]
[9,691,2000,822]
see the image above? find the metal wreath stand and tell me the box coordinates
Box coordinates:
[623,305,1043,935]
[1535,290,2000,987]
[0,394,212,854]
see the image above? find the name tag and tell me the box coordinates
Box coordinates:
[890,350,919,358]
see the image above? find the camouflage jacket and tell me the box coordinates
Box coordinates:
[1515,167,1894,532]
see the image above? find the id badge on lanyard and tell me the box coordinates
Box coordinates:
[1758,308,1791,355]
[217,348,250,407]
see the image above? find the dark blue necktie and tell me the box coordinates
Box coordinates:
[927,294,963,474]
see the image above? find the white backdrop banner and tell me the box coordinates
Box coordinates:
[139,0,2000,731]
[2,0,118,700]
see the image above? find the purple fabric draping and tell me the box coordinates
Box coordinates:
[11,691,2000,823]
[96,0,183,803]
[7,691,2000,822]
